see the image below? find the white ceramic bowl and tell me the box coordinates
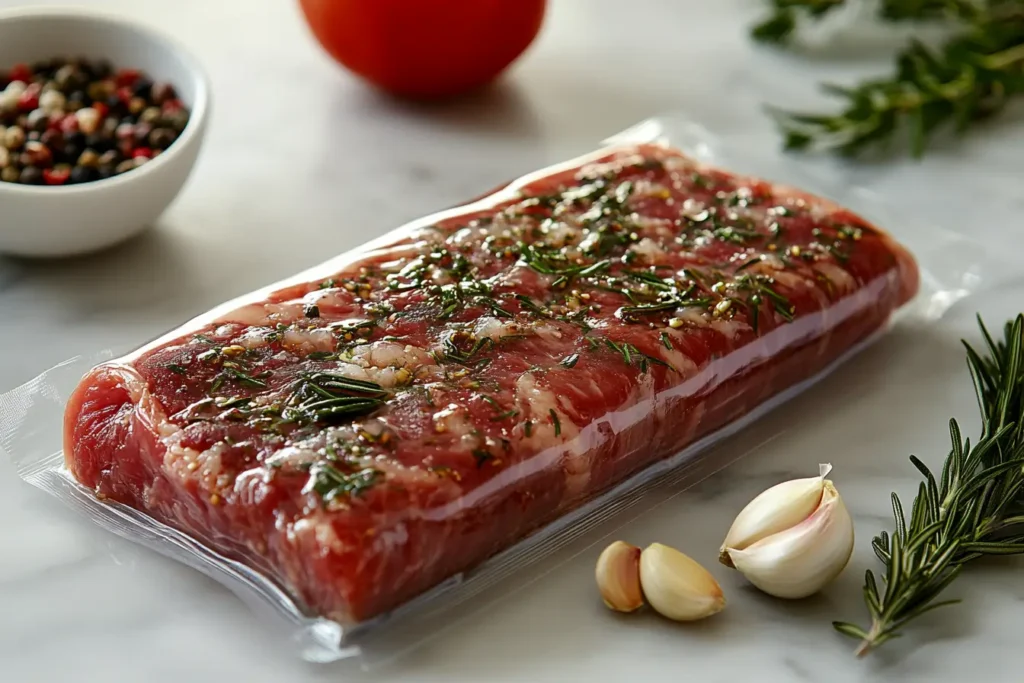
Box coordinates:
[0,7,210,258]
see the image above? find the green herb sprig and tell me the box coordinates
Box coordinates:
[754,0,1024,157]
[835,314,1024,655]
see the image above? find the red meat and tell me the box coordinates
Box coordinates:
[64,144,919,623]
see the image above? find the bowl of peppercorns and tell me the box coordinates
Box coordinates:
[0,7,210,257]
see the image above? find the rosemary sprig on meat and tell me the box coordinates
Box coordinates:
[281,373,388,425]
[753,0,1024,157]
[834,314,1024,655]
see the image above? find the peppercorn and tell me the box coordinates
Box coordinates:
[164,109,189,132]
[69,165,98,184]
[40,129,62,150]
[0,57,190,185]
[84,133,112,153]
[148,127,176,149]
[43,164,71,185]
[19,165,42,184]
[77,149,99,167]
[17,83,41,112]
[26,108,49,132]
[38,89,65,113]
[66,90,87,111]
[53,64,76,90]
[132,77,153,99]
[3,125,25,150]
[22,140,53,167]
[75,107,100,134]
[149,82,176,105]
[139,106,161,125]
[97,149,120,167]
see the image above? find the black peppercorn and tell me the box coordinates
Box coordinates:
[66,90,87,111]
[69,165,99,184]
[105,93,125,115]
[148,127,177,149]
[19,165,42,184]
[84,133,112,152]
[132,77,153,99]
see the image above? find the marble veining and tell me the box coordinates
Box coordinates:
[2,1,1024,681]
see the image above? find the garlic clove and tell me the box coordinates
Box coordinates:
[719,463,832,567]
[723,480,854,599]
[639,543,725,621]
[595,541,644,613]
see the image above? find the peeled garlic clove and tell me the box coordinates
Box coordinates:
[719,463,832,567]
[723,478,854,599]
[595,541,644,613]
[639,543,725,621]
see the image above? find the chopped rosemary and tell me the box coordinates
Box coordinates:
[472,448,494,467]
[561,353,580,368]
[304,463,382,503]
[165,363,188,375]
[549,409,561,437]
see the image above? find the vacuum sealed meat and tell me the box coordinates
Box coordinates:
[62,142,919,625]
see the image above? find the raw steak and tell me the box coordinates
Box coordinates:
[64,144,919,623]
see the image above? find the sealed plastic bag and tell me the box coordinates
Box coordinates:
[0,116,989,666]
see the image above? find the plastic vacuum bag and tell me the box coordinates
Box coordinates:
[0,116,993,667]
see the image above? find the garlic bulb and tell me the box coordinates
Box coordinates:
[719,464,854,599]
[595,541,644,613]
[639,543,725,621]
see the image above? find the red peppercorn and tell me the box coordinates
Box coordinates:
[47,112,64,131]
[59,114,79,134]
[93,101,109,120]
[8,62,31,83]
[131,147,152,159]
[22,140,52,167]
[115,68,140,87]
[17,83,41,112]
[162,98,184,114]
[43,166,70,185]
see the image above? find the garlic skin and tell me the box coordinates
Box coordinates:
[719,466,854,599]
[639,543,725,621]
[595,541,644,613]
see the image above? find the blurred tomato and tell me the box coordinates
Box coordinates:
[298,0,547,99]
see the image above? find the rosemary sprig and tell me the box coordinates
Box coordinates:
[281,373,388,425]
[754,1,1024,157]
[835,314,1024,655]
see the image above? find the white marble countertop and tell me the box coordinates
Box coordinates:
[3,1,1024,681]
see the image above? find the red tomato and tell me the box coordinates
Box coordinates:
[297,0,547,99]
